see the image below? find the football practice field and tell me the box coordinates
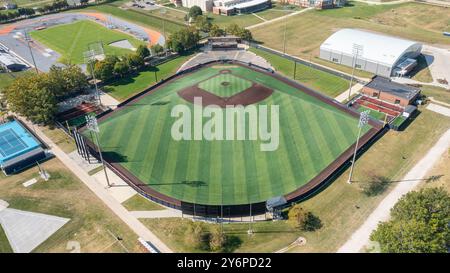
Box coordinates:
[30,20,145,64]
[84,64,373,206]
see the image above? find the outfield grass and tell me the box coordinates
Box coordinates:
[0,158,144,253]
[103,53,193,101]
[30,20,145,64]
[198,73,253,97]
[252,1,450,77]
[122,194,164,211]
[249,47,350,97]
[86,64,371,205]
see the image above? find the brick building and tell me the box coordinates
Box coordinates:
[361,76,421,108]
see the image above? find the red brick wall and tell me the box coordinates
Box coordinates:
[361,86,412,107]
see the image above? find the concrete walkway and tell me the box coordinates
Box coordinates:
[246,7,313,30]
[18,117,173,253]
[338,128,450,253]
[334,83,364,103]
[130,209,182,219]
[426,103,450,117]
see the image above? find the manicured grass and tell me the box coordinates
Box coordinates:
[103,54,193,101]
[357,105,386,121]
[252,1,450,77]
[0,158,144,253]
[421,86,450,105]
[391,115,407,127]
[287,108,450,252]
[142,218,300,253]
[30,20,145,64]
[0,225,13,253]
[198,73,253,97]
[85,64,372,205]
[249,47,350,97]
[122,194,164,211]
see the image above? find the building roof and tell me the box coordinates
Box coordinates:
[320,29,422,67]
[365,76,421,100]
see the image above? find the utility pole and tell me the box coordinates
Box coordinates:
[348,44,363,102]
[24,31,38,73]
[347,110,370,184]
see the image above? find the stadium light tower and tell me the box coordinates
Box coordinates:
[347,110,370,184]
[24,31,39,74]
[86,114,111,187]
[347,44,363,101]
[84,49,102,106]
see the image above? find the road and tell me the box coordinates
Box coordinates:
[18,117,173,253]
[337,127,450,253]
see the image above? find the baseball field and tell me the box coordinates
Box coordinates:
[30,20,145,64]
[83,64,374,206]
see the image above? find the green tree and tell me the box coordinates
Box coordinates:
[226,23,253,40]
[287,204,307,229]
[209,225,226,252]
[185,221,204,250]
[126,53,144,69]
[47,65,87,99]
[209,24,225,37]
[151,44,164,55]
[136,45,150,60]
[195,15,211,32]
[371,188,450,253]
[167,27,200,53]
[113,61,130,77]
[188,5,202,20]
[2,74,57,124]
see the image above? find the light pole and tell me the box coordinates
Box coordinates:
[347,44,363,101]
[86,115,111,187]
[347,110,370,184]
[24,31,38,73]
[84,50,102,106]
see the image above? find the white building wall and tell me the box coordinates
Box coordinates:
[182,0,214,11]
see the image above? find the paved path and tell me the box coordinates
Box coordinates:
[338,128,450,253]
[251,13,267,22]
[131,209,182,219]
[246,7,313,30]
[19,118,173,253]
[426,103,450,117]
[334,83,364,103]
[429,97,450,108]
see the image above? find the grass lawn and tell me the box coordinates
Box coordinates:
[30,20,145,64]
[410,54,433,83]
[122,194,164,211]
[252,1,450,77]
[0,225,13,253]
[287,107,450,252]
[40,126,76,154]
[103,53,193,101]
[249,47,350,97]
[357,105,386,122]
[85,64,372,206]
[420,147,450,193]
[0,71,34,91]
[142,218,300,253]
[421,86,450,105]
[0,158,144,253]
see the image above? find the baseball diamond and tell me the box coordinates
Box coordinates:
[80,62,383,212]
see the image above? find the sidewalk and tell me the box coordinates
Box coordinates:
[337,128,450,253]
[19,118,173,253]
[246,8,313,30]
[334,83,364,103]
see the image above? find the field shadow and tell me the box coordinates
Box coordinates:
[149,180,208,187]
[408,54,433,79]
[102,151,128,163]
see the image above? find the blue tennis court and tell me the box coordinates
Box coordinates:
[0,121,41,165]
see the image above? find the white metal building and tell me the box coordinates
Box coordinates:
[319,29,422,77]
[181,0,214,11]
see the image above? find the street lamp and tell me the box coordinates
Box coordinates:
[347,110,370,184]
[347,44,363,101]
[86,114,111,187]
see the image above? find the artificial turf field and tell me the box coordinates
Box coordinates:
[84,64,373,206]
[30,20,145,64]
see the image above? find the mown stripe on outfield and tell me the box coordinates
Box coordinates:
[170,136,192,202]
[313,106,349,156]
[221,140,235,205]
[208,140,222,205]
[232,138,247,204]
[196,141,212,204]
[243,140,260,204]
